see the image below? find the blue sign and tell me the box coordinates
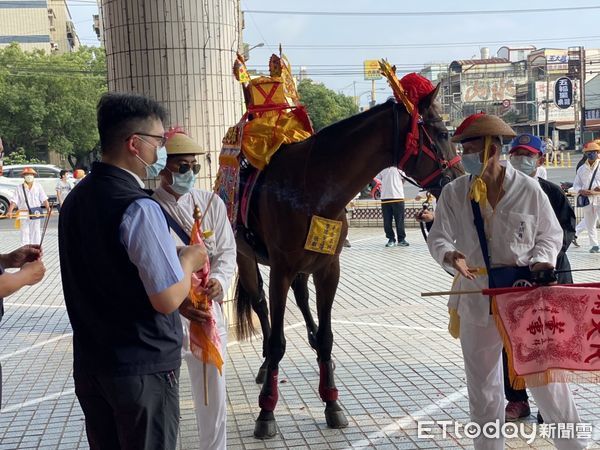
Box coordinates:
[554,77,573,110]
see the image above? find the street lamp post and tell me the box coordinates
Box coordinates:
[356,88,385,108]
[243,42,264,60]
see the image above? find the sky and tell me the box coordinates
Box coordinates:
[67,1,600,107]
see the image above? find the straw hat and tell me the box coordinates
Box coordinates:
[451,113,516,143]
[165,132,206,155]
[21,167,37,176]
[583,141,600,152]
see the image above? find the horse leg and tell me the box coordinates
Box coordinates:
[291,273,318,350]
[236,252,271,384]
[313,259,348,429]
[254,268,292,439]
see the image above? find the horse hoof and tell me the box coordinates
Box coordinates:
[325,408,349,429]
[254,418,278,439]
[307,330,318,350]
[255,366,267,384]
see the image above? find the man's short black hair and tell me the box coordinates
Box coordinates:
[97,92,167,154]
[60,169,68,178]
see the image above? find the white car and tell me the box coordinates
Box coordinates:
[0,184,14,215]
[0,164,68,205]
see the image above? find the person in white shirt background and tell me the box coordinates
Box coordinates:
[375,166,408,247]
[7,167,50,245]
[573,141,600,253]
[55,169,73,211]
[153,130,236,450]
[427,113,585,450]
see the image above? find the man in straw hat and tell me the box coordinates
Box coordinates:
[153,128,236,450]
[7,167,50,245]
[426,113,585,449]
[573,141,600,253]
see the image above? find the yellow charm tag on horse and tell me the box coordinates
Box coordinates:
[304,216,342,255]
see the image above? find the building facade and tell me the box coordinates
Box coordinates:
[0,0,80,53]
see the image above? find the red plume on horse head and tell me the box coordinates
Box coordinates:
[399,73,435,107]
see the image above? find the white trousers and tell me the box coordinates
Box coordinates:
[460,320,586,450]
[181,302,228,450]
[19,218,41,245]
[582,205,600,247]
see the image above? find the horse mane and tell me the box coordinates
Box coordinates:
[314,99,395,138]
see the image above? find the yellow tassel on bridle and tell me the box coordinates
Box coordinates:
[468,136,492,208]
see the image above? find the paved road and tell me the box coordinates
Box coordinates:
[1,224,599,449]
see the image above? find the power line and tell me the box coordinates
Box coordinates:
[243,6,600,17]
[272,35,600,50]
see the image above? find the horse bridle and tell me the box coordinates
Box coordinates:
[391,102,461,191]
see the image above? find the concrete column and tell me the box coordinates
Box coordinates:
[100,0,244,189]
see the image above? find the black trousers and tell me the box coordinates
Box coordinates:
[382,200,405,242]
[503,349,528,402]
[74,368,180,450]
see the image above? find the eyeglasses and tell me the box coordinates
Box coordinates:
[129,132,167,147]
[177,163,201,175]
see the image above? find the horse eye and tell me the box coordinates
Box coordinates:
[439,132,449,140]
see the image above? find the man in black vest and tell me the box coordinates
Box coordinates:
[59,93,206,450]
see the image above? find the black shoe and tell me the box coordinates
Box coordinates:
[572,237,580,248]
[385,239,396,248]
[537,411,544,424]
[397,240,409,247]
[343,239,351,248]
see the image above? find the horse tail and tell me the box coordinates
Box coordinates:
[235,268,264,341]
[235,278,255,340]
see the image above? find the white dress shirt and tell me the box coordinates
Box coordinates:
[153,186,237,302]
[427,162,562,326]
[573,160,600,206]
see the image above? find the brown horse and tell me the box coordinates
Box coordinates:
[235,86,462,439]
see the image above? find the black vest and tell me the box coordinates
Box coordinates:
[59,162,182,375]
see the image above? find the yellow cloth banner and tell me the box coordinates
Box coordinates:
[304,216,343,255]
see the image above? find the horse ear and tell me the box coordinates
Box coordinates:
[419,83,441,111]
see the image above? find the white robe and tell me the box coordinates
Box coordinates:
[573,160,600,247]
[153,186,236,450]
[427,163,585,450]
[427,162,562,327]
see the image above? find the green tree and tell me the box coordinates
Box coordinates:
[0,44,107,168]
[3,147,42,165]
[297,79,358,131]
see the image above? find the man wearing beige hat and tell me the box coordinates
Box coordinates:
[573,141,600,253]
[427,113,585,449]
[153,129,236,450]
[7,167,50,245]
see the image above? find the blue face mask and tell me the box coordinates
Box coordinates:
[137,145,167,178]
[587,152,598,161]
[510,155,538,176]
[170,169,197,195]
[461,152,483,175]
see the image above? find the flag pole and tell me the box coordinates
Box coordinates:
[194,204,210,407]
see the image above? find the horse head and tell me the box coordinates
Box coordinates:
[395,84,464,197]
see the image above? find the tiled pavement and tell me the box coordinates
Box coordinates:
[1,223,600,449]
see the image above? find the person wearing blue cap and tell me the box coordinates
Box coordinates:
[505,133,576,423]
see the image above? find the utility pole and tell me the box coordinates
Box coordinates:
[370,79,376,108]
[544,68,550,139]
